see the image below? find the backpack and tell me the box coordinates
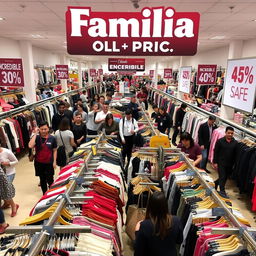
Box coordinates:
[56,131,67,166]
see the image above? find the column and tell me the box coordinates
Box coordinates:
[59,54,68,91]
[19,41,36,103]
[220,40,244,119]
[88,61,92,86]
[78,61,83,88]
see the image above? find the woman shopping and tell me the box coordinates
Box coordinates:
[87,103,101,136]
[155,106,171,135]
[29,121,57,194]
[134,191,183,256]
[73,103,88,123]
[99,113,119,135]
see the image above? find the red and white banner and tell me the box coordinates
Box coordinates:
[196,64,217,85]
[164,68,173,79]
[108,58,145,71]
[56,65,69,79]
[66,7,200,56]
[223,58,256,113]
[178,66,192,93]
[0,58,24,87]
[98,69,103,75]
[89,69,97,77]
[149,70,155,78]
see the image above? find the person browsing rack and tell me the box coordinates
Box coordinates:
[155,106,171,135]
[99,113,119,135]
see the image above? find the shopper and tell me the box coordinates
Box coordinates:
[172,103,187,146]
[155,106,171,135]
[213,126,238,196]
[198,115,217,173]
[87,103,101,135]
[134,191,183,256]
[127,96,141,121]
[64,102,74,125]
[105,93,113,104]
[151,104,159,120]
[0,209,8,234]
[29,121,57,194]
[80,90,88,109]
[119,109,139,170]
[73,98,88,113]
[95,102,111,125]
[0,167,18,217]
[99,95,105,109]
[99,113,119,135]
[89,94,100,110]
[55,118,76,166]
[52,102,67,132]
[178,132,202,167]
[73,104,88,123]
[0,143,18,184]
[72,112,87,146]
[137,87,148,110]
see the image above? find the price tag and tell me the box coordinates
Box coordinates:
[0,58,24,87]
[196,64,217,85]
[164,68,173,79]
[178,66,192,93]
[56,65,69,79]
[223,58,256,113]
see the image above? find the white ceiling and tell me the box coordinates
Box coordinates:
[0,0,256,62]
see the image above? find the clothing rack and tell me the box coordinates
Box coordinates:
[163,149,256,252]
[150,88,256,138]
[0,88,83,121]
[27,133,105,256]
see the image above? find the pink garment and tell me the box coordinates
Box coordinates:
[58,160,84,175]
[208,127,225,162]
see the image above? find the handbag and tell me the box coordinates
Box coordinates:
[56,131,67,166]
[126,192,147,241]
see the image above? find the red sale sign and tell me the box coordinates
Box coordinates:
[66,7,200,56]
[223,58,256,113]
[56,65,69,79]
[164,68,173,79]
[108,58,145,71]
[0,58,24,87]
[196,64,217,85]
[89,69,97,77]
[98,69,103,75]
[149,70,154,78]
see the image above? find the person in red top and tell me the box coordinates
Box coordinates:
[178,132,202,167]
[137,87,148,110]
[29,121,57,194]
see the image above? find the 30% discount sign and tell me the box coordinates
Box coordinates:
[0,58,24,87]
[223,58,256,113]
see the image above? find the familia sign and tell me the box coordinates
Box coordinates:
[66,7,200,56]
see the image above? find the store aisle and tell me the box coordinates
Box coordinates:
[3,156,48,226]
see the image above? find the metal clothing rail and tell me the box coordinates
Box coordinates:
[177,151,256,252]
[0,88,82,120]
[151,88,256,138]
[27,133,104,256]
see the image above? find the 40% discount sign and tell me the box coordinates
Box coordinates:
[223,58,256,113]
[0,58,24,87]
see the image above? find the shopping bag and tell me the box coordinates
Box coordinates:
[125,193,146,241]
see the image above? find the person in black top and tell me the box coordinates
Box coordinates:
[134,191,183,256]
[155,106,171,135]
[52,102,67,132]
[73,98,88,113]
[213,126,238,196]
[72,112,87,146]
[127,96,141,121]
[172,103,187,146]
[198,115,217,173]
[151,104,159,120]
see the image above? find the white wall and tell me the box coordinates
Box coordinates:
[0,37,21,58]
[32,46,60,66]
[242,39,256,58]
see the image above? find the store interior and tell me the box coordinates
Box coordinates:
[0,0,256,256]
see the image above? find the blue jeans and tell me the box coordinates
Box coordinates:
[7,174,15,183]
[200,148,208,170]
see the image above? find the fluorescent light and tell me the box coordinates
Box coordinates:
[31,34,44,38]
[210,36,226,40]
[252,19,256,22]
[0,17,5,21]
